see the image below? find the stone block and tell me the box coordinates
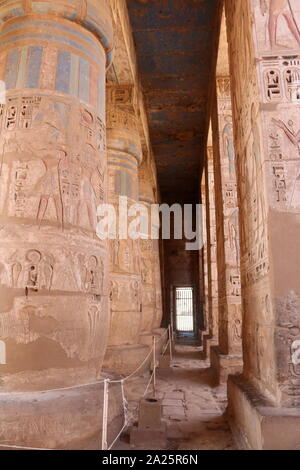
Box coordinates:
[130,423,167,450]
[138,398,162,429]
[210,345,243,385]
[228,375,300,450]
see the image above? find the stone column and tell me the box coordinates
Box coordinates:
[200,172,210,347]
[202,147,219,359]
[103,85,149,375]
[138,161,164,351]
[210,78,243,385]
[225,0,300,450]
[0,0,113,448]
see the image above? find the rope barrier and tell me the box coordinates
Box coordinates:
[0,326,172,451]
[0,443,50,450]
[162,338,170,356]
[107,381,128,450]
[108,345,154,384]
[3,379,106,396]
[143,370,155,398]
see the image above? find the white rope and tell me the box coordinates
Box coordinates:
[8,379,106,396]
[0,327,172,451]
[143,370,155,397]
[107,380,128,450]
[0,443,51,450]
[162,338,170,356]
[109,345,154,384]
[158,328,169,343]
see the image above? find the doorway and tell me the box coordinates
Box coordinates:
[175,287,194,333]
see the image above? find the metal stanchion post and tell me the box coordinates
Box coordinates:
[168,324,173,361]
[152,336,156,397]
[102,379,109,450]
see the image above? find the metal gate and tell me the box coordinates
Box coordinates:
[175,287,194,332]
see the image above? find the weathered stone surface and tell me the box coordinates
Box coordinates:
[0,0,113,448]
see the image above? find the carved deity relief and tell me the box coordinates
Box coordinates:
[0,96,106,233]
[228,208,240,267]
[258,0,300,51]
[222,115,236,177]
[263,109,300,210]
[83,256,104,295]
[0,246,105,296]
[109,277,141,313]
[109,238,140,274]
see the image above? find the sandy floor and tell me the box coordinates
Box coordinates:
[112,344,237,450]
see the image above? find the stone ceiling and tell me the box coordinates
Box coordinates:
[126,0,222,203]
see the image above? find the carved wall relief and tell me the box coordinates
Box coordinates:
[0,246,105,295]
[0,97,106,232]
[260,57,300,103]
[257,0,300,52]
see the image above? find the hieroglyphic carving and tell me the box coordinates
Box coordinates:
[106,108,138,134]
[227,0,300,405]
[0,96,106,231]
[260,57,300,103]
[0,247,104,295]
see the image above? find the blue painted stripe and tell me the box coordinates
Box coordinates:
[2,20,100,54]
[98,74,105,118]
[26,46,43,88]
[16,46,28,89]
[109,154,138,166]
[0,33,100,64]
[79,58,90,103]
[55,50,71,94]
[5,48,20,90]
[0,7,24,22]
[108,162,137,171]
[70,53,80,97]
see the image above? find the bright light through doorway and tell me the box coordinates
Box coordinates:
[175,287,194,332]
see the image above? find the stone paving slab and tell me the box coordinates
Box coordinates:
[162,398,184,406]
[165,391,185,400]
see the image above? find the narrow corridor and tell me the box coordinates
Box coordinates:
[114,344,236,450]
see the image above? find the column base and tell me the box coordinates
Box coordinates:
[0,372,123,450]
[210,346,243,385]
[153,328,169,350]
[202,335,218,360]
[103,344,151,376]
[227,375,300,450]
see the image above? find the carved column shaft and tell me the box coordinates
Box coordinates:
[225,0,300,450]
[209,77,243,383]
[200,172,210,338]
[0,0,113,449]
[104,85,150,375]
[202,146,219,358]
[138,162,162,334]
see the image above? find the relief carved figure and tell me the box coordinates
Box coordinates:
[290,339,300,377]
[36,151,66,227]
[24,250,53,292]
[84,256,104,294]
[0,98,105,231]
[223,115,236,176]
[272,118,300,207]
[261,0,300,49]
[272,118,300,155]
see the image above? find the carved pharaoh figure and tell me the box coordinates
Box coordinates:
[261,0,300,49]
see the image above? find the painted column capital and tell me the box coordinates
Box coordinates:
[106,84,142,163]
[216,76,231,99]
[0,0,114,67]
